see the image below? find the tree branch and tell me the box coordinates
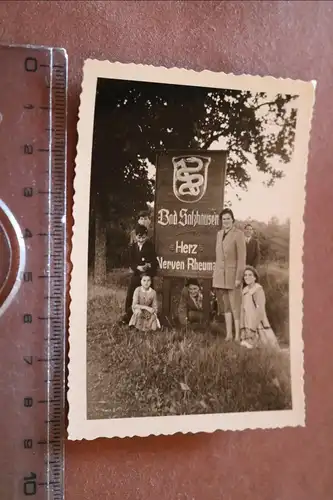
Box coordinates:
[253,100,279,111]
[201,131,225,149]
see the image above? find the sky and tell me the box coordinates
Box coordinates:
[211,141,292,223]
[224,164,291,223]
[147,96,295,224]
[215,101,294,223]
[147,146,292,224]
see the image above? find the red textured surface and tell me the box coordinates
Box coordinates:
[0,225,10,291]
[1,1,333,499]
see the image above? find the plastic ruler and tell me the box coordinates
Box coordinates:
[0,45,67,499]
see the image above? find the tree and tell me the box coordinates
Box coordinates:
[91,78,298,280]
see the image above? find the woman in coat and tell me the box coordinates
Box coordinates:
[240,266,279,349]
[212,208,246,342]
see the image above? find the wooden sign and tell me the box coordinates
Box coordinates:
[154,150,227,278]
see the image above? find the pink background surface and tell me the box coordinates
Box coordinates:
[1,1,333,499]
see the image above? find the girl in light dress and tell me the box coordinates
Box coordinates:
[240,266,279,350]
[129,274,161,332]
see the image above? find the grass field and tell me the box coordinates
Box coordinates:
[87,268,291,419]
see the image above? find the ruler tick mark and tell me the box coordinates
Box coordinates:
[2,47,67,496]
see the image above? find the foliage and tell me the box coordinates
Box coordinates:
[87,281,291,419]
[258,262,289,345]
[92,213,290,272]
[91,78,298,226]
[238,216,290,264]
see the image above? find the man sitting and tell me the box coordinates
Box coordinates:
[178,278,204,327]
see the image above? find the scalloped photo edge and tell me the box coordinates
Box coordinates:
[68,60,316,440]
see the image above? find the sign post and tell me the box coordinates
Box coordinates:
[154,150,227,324]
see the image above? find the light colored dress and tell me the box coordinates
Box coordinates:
[129,286,161,331]
[240,283,279,349]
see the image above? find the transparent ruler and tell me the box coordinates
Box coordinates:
[0,44,67,500]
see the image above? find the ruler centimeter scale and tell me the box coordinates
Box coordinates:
[0,45,67,499]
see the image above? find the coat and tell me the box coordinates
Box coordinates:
[240,283,271,331]
[128,240,158,277]
[246,237,260,268]
[240,283,279,348]
[212,226,246,289]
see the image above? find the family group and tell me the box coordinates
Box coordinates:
[120,209,279,350]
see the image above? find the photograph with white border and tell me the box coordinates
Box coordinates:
[69,60,315,440]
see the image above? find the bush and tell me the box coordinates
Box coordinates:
[258,262,289,345]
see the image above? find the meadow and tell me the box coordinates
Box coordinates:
[87,265,291,420]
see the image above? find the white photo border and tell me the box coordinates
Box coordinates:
[69,60,316,440]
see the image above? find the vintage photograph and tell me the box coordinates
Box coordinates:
[69,61,315,439]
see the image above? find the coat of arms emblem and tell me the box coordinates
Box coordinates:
[172,155,211,203]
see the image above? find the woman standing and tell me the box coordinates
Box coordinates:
[240,266,279,349]
[212,208,246,342]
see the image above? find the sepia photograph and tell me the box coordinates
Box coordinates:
[69,61,315,439]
